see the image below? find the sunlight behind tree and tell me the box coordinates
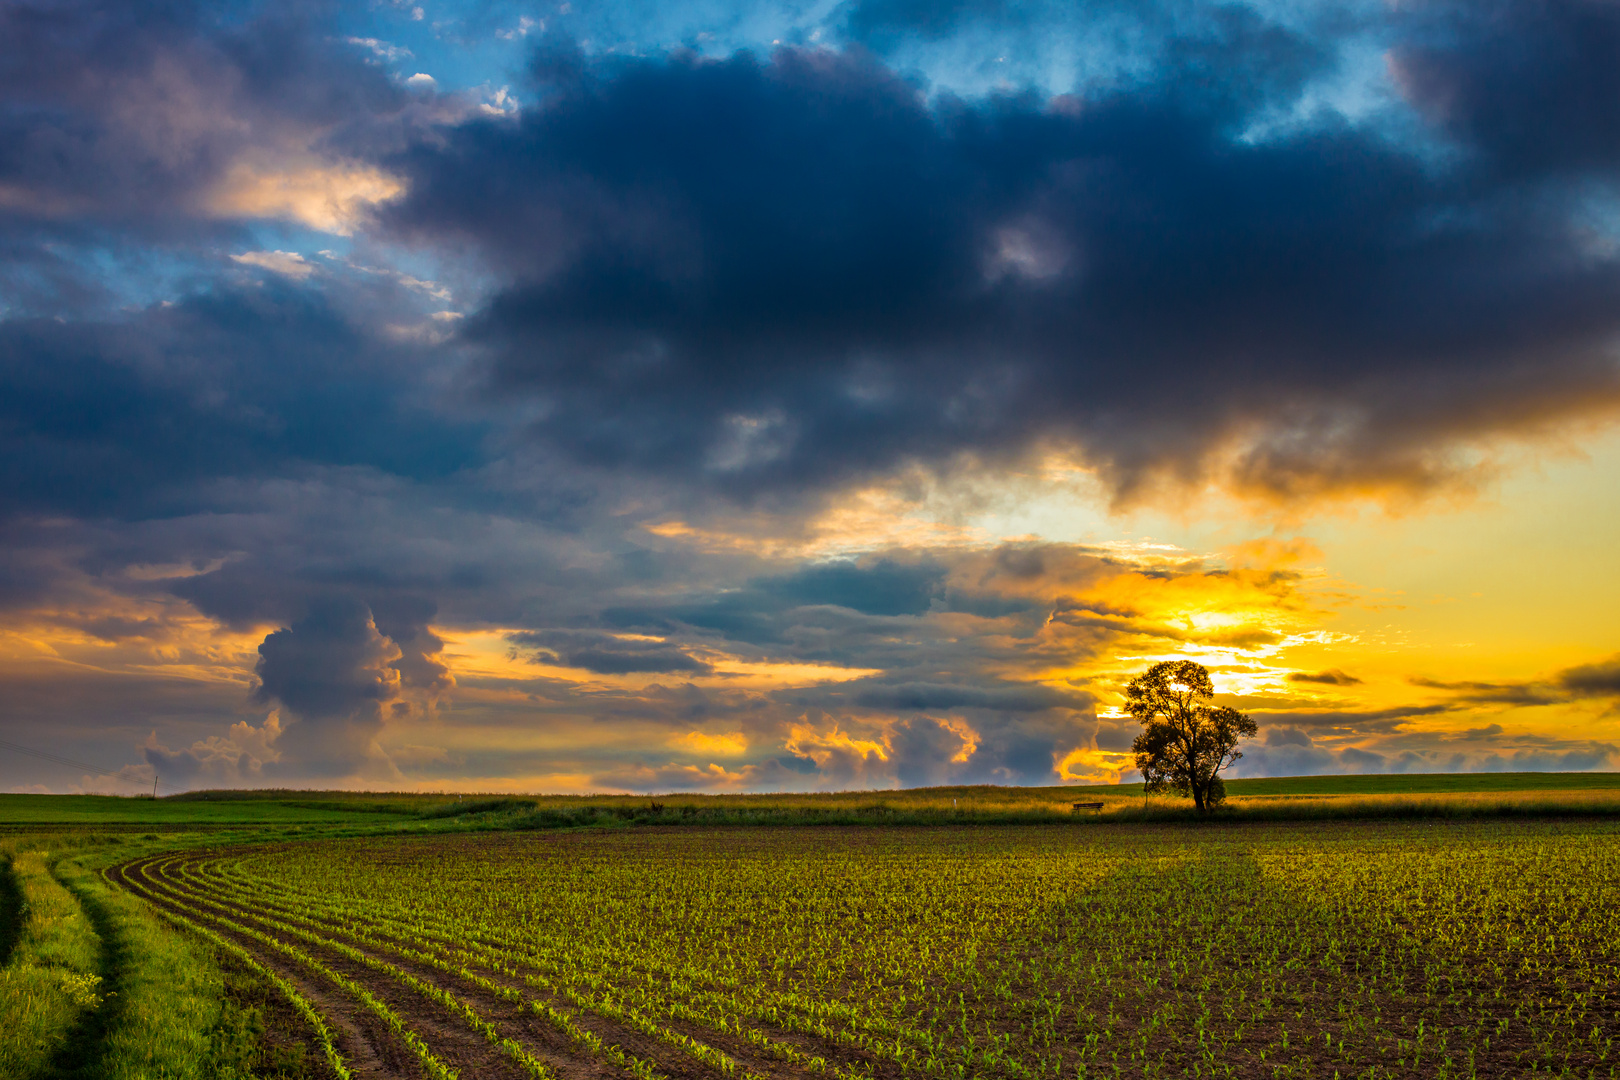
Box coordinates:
[1127,660,1257,812]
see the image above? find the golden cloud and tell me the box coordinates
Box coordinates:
[785,721,889,764]
[205,159,403,235]
[673,730,749,757]
[1056,747,1136,785]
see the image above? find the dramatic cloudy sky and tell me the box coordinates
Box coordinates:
[3,0,1620,793]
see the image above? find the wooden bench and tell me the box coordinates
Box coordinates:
[1071,801,1104,811]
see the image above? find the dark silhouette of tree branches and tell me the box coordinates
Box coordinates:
[1127,660,1257,812]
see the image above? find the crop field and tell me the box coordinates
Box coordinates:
[105,818,1620,1080]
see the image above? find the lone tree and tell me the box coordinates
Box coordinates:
[1127,660,1257,812]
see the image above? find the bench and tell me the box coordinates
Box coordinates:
[1071,801,1104,811]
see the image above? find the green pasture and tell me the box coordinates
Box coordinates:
[4,771,1620,829]
[0,828,307,1079]
[0,793,417,826]
[1220,769,1620,795]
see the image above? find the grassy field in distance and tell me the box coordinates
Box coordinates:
[0,793,422,825]
[6,770,1620,827]
[1216,770,1620,795]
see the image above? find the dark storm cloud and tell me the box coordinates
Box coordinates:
[252,595,402,775]
[763,560,945,617]
[0,0,405,231]
[0,0,434,330]
[1405,655,1620,706]
[889,716,973,786]
[1,665,239,734]
[1559,654,1620,697]
[1408,676,1560,706]
[0,283,483,519]
[605,559,949,649]
[1264,726,1313,747]
[777,668,1095,786]
[1476,744,1620,772]
[255,596,400,718]
[846,679,1085,712]
[1337,746,1386,772]
[371,595,455,692]
[1289,669,1361,686]
[1390,0,1620,179]
[1237,653,1620,773]
[383,3,1620,505]
[1245,704,1455,733]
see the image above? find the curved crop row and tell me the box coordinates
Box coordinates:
[121,860,459,1080]
[142,851,726,1080]
[179,851,890,1078]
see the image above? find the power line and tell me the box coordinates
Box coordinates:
[0,737,158,791]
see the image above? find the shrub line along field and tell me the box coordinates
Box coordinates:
[5,775,1620,1079]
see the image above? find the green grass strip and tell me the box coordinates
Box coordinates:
[145,901,351,1080]
[52,856,218,1080]
[0,848,102,1078]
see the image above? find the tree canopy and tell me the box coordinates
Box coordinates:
[1127,660,1257,812]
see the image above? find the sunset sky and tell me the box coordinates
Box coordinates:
[3,0,1619,793]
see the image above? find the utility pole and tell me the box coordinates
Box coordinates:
[152,772,159,799]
